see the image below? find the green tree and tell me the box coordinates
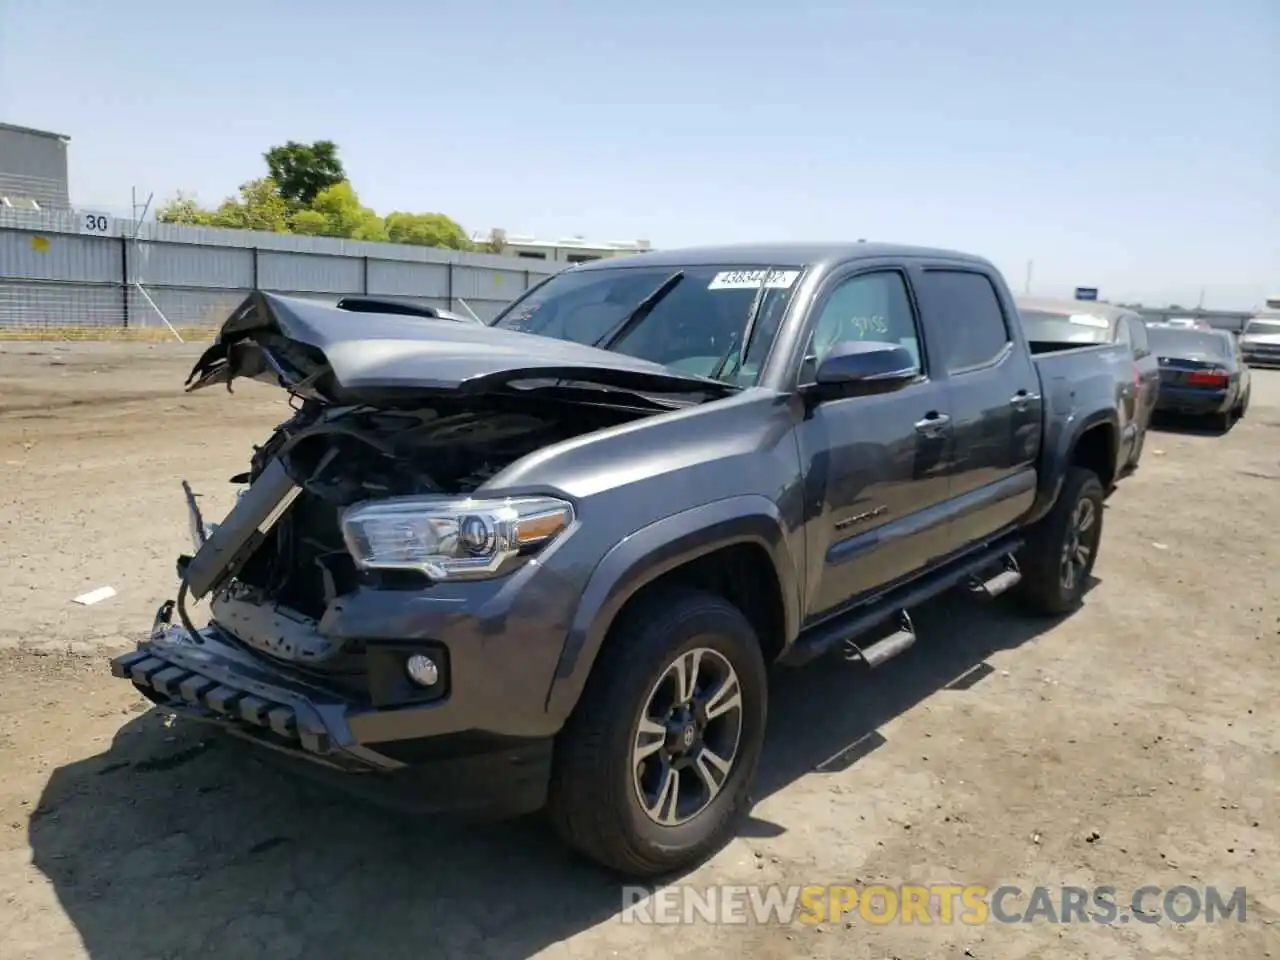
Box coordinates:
[290,180,386,241]
[477,227,508,254]
[264,140,346,208]
[207,177,292,232]
[155,179,290,232]
[288,209,329,235]
[155,144,484,250]
[384,211,471,250]
[156,191,214,226]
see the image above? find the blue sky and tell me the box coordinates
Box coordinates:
[2,0,1276,308]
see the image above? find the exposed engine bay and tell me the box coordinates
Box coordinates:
[174,289,731,671]
[223,396,639,625]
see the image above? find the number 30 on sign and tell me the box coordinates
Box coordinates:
[78,212,114,236]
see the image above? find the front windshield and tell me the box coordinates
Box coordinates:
[1244,319,1280,336]
[1019,309,1113,345]
[490,263,805,386]
[1147,327,1229,358]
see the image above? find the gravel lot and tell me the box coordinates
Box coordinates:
[1,342,1277,960]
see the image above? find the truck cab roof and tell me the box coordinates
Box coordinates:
[569,241,995,273]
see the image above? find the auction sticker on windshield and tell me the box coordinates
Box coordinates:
[708,270,800,290]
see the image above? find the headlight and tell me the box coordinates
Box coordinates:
[339,495,574,581]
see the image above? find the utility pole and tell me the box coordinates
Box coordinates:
[1024,260,1033,295]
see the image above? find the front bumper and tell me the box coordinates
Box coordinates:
[1154,386,1229,417]
[1242,349,1280,367]
[111,603,553,819]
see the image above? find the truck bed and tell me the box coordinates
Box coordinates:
[1030,339,1137,485]
[1027,339,1121,357]
[1030,340,1132,388]
[1030,339,1131,392]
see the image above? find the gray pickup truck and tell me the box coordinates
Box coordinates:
[110,242,1133,878]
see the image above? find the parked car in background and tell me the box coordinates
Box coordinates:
[1016,297,1157,478]
[1159,317,1212,330]
[1148,324,1250,431]
[1239,316,1280,367]
[110,243,1134,878]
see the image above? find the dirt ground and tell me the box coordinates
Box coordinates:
[0,341,1277,960]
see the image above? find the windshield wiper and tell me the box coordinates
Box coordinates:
[594,271,685,349]
[707,330,741,383]
[708,269,772,382]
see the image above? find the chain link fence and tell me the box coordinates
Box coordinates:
[0,211,559,341]
[0,282,249,341]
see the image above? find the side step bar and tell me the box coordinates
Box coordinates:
[968,554,1022,600]
[781,536,1024,667]
[844,611,917,668]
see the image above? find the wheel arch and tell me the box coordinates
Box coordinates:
[543,496,802,721]
[1026,410,1119,526]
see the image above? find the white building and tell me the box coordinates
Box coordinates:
[0,122,71,210]
[472,232,652,264]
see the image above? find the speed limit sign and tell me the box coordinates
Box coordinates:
[78,211,116,236]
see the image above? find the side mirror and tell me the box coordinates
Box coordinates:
[811,341,919,397]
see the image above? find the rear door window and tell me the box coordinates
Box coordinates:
[919,270,1012,373]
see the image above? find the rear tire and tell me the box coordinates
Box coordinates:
[1216,409,1233,433]
[1234,391,1249,420]
[1015,467,1105,616]
[546,587,768,878]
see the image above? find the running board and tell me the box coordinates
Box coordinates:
[844,611,916,668]
[781,536,1024,667]
[968,554,1022,599]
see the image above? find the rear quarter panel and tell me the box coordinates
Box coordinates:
[1027,344,1127,521]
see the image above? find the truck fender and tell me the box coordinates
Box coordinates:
[542,495,802,719]
[1027,409,1119,525]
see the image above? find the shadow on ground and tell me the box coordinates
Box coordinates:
[1148,411,1233,437]
[29,585,1089,959]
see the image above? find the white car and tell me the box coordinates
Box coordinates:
[1240,317,1280,367]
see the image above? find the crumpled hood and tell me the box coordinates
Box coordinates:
[184,291,735,402]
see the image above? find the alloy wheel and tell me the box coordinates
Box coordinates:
[1060,497,1097,592]
[631,646,744,826]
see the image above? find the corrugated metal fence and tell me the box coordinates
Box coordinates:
[0,208,563,337]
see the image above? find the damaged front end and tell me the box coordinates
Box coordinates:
[112,291,729,792]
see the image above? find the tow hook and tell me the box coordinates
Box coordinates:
[150,600,175,641]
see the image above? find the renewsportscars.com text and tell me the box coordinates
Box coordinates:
[620,883,1248,926]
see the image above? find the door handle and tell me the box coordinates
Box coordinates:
[914,412,950,435]
[1009,390,1040,408]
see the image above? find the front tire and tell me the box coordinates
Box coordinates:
[547,587,768,878]
[1015,467,1105,616]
